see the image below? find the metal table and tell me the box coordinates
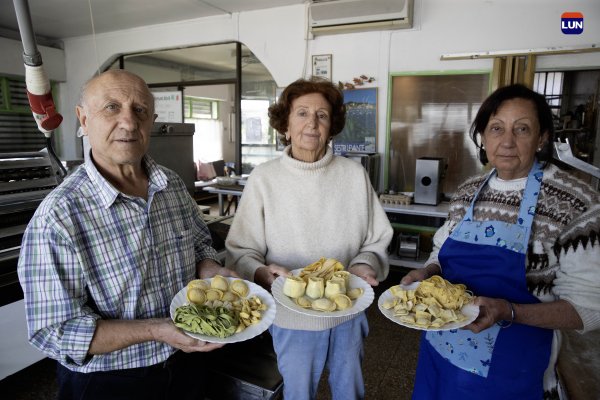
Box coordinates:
[203,185,244,216]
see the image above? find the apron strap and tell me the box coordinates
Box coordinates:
[463,169,495,221]
[462,161,543,247]
[516,161,543,233]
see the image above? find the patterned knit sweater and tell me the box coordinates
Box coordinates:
[425,163,600,399]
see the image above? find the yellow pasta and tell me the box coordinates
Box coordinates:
[180,277,268,336]
[283,276,307,298]
[299,257,344,281]
[383,275,473,329]
[283,258,364,312]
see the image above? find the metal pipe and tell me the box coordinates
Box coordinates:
[12,0,41,66]
[11,0,64,177]
[553,140,600,180]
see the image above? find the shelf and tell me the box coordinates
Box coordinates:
[389,253,430,269]
[383,202,445,270]
[383,202,449,218]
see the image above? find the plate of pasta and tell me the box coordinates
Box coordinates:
[170,276,276,343]
[378,276,479,331]
[271,259,374,318]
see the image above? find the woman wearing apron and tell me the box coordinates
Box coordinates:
[402,84,600,399]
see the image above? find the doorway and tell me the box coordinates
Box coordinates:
[183,84,236,169]
[112,42,280,176]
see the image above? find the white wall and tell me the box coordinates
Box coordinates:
[3,0,599,164]
[310,0,600,164]
[0,37,65,80]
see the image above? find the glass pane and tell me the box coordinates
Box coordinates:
[123,43,238,84]
[533,73,541,93]
[240,45,278,174]
[388,73,490,197]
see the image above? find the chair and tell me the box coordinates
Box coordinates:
[196,160,226,181]
[212,160,226,177]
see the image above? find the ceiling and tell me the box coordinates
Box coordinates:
[0,0,305,42]
[0,1,307,84]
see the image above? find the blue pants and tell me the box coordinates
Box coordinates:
[270,312,369,400]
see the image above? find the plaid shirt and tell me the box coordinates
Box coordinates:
[18,155,218,373]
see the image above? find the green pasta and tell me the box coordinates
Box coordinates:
[174,304,239,338]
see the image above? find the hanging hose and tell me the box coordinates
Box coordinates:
[46,137,68,177]
[13,0,66,178]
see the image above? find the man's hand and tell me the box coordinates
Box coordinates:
[89,318,224,355]
[197,259,239,279]
[348,263,378,286]
[153,318,224,352]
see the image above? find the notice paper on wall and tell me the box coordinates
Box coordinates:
[153,90,183,123]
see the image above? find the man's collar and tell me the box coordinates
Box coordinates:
[84,151,168,208]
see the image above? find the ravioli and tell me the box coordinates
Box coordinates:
[178,277,268,337]
[282,257,365,313]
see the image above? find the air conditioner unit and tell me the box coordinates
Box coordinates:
[309,0,413,35]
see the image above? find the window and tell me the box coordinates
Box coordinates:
[185,97,218,120]
[387,72,490,195]
[533,72,564,118]
[183,96,222,163]
[0,76,50,152]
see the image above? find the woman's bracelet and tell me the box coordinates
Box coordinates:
[497,300,516,328]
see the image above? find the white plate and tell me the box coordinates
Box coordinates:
[271,268,374,318]
[170,277,276,344]
[377,282,479,331]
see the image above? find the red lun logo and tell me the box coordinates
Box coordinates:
[561,12,584,34]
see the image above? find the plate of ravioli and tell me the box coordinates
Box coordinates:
[378,276,479,331]
[170,276,276,343]
[271,258,374,318]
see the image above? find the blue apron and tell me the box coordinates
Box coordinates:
[412,162,553,400]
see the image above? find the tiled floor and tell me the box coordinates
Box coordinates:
[0,267,419,400]
[316,267,420,400]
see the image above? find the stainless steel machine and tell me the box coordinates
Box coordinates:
[0,151,61,307]
[149,122,196,196]
[0,150,62,379]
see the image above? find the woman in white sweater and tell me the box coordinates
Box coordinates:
[226,77,393,400]
[402,84,600,399]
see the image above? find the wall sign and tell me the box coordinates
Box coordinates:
[153,90,183,122]
[312,54,332,80]
[333,87,377,155]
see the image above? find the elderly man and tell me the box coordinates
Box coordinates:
[18,69,235,399]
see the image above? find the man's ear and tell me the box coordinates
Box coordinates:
[76,105,87,131]
[153,113,158,122]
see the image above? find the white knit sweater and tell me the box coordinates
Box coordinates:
[425,163,600,399]
[225,146,393,331]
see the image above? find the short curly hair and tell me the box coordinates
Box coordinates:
[269,77,346,146]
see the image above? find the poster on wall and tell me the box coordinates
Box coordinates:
[312,54,332,80]
[333,88,377,155]
[153,91,183,122]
